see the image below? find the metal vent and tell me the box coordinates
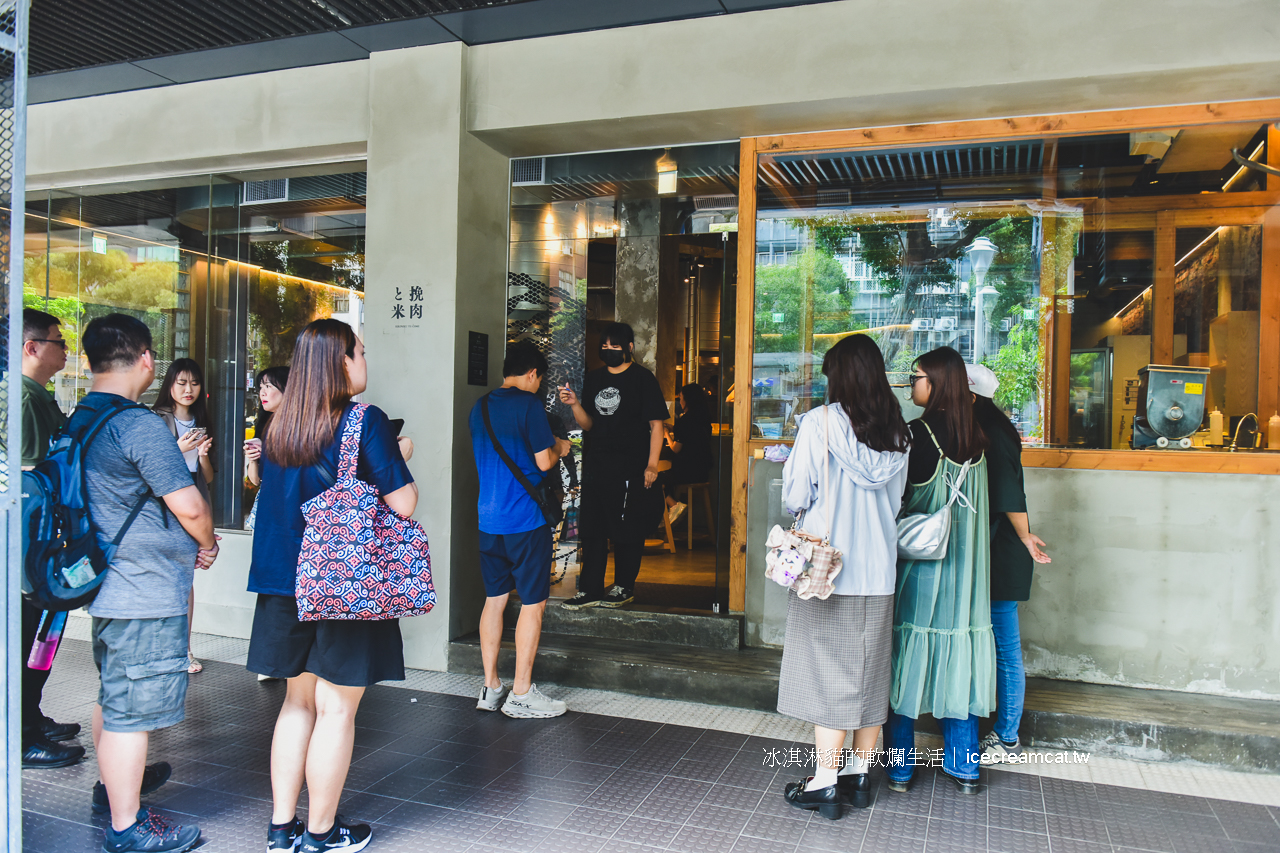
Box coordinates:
[512,158,545,186]
[815,189,851,207]
[935,317,958,331]
[243,179,288,204]
[910,318,934,331]
[694,195,738,210]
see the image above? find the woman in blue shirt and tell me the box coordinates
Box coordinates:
[246,319,416,853]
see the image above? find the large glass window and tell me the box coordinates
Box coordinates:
[24,166,367,526]
[750,120,1279,451]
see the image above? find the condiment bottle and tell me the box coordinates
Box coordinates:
[1209,408,1225,445]
[1269,414,1280,451]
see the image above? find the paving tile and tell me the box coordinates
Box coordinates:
[1106,819,1176,851]
[1212,800,1277,823]
[669,823,743,853]
[988,784,1045,812]
[796,810,870,851]
[1225,819,1280,845]
[429,808,503,839]
[506,797,580,828]
[1046,812,1111,843]
[554,761,619,785]
[637,792,701,824]
[597,840,665,853]
[926,816,987,849]
[742,811,809,841]
[479,818,554,852]
[557,806,631,838]
[704,784,765,812]
[866,808,930,838]
[729,835,798,853]
[1044,839,1111,853]
[988,828,1051,853]
[534,830,609,853]
[990,803,1047,834]
[458,787,531,818]
[375,800,451,830]
[930,792,987,822]
[615,816,686,848]
[685,802,755,833]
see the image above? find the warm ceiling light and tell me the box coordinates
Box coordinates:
[657,149,678,195]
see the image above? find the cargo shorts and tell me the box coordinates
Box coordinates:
[92,615,190,733]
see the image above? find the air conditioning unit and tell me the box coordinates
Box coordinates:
[243,179,288,204]
[999,317,1013,331]
[910,318,933,331]
[815,189,851,207]
[512,158,546,186]
[935,317,958,331]
[694,195,737,210]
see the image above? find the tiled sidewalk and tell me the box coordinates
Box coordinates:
[21,638,1280,853]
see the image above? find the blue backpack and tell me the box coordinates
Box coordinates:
[21,397,156,611]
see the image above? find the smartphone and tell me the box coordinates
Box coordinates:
[187,427,207,439]
[389,418,405,437]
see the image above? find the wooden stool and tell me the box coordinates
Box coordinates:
[652,461,676,553]
[672,482,715,550]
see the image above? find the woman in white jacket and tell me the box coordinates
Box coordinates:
[778,334,910,820]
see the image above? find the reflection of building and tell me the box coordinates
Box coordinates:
[23,2,1280,719]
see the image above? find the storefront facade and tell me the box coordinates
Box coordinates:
[25,0,1280,698]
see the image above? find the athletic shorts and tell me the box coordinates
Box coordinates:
[479,525,553,604]
[92,615,190,734]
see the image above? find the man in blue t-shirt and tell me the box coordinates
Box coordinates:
[468,341,572,719]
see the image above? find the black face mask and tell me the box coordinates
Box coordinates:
[599,347,627,368]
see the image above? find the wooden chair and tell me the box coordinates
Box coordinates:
[662,481,715,549]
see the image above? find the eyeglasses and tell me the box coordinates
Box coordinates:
[30,338,68,350]
[908,374,927,386]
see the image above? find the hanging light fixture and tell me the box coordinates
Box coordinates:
[657,148,678,195]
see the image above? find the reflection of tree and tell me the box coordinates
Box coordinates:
[25,250,178,311]
[249,271,334,370]
[987,320,1041,437]
[754,248,855,357]
[22,292,84,350]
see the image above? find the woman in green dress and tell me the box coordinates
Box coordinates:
[884,346,996,794]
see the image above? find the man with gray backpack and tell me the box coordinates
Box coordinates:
[28,314,221,853]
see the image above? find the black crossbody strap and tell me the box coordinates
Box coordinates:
[481,395,546,506]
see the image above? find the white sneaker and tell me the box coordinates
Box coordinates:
[477,682,508,712]
[668,502,687,525]
[979,730,1024,764]
[257,673,280,682]
[502,684,567,719]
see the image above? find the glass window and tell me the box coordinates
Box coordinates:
[23,167,367,527]
[751,119,1279,451]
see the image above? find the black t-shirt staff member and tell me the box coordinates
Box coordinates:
[558,322,669,609]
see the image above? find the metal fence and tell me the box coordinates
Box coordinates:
[2,1,29,849]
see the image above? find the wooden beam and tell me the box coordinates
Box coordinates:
[729,137,758,614]
[1152,211,1176,365]
[1259,205,1280,429]
[753,100,1280,155]
[1080,189,1280,214]
[1024,448,1280,475]
[1269,122,1279,192]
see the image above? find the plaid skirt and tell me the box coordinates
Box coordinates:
[776,591,893,730]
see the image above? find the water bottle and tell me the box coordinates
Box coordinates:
[27,610,68,671]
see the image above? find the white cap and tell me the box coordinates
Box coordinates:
[966,363,999,398]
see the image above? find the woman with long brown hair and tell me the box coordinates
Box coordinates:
[778,334,910,820]
[884,345,995,795]
[246,319,416,853]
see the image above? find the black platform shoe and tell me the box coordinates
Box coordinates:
[836,772,871,808]
[783,778,842,821]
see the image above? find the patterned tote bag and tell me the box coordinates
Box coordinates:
[295,404,436,621]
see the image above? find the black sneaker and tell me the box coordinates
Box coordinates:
[41,715,83,741]
[561,590,603,611]
[22,734,85,769]
[599,585,634,608]
[299,817,371,853]
[268,817,306,852]
[102,807,200,853]
[93,762,173,814]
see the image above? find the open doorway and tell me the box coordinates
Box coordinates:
[507,144,739,614]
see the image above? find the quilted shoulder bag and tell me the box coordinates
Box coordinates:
[896,422,973,561]
[764,406,843,600]
[296,404,436,621]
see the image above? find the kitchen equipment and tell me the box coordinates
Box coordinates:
[1131,365,1210,450]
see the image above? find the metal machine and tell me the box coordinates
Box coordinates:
[1131,365,1211,449]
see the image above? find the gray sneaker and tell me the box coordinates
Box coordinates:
[979,730,1024,764]
[476,682,508,712]
[501,684,567,719]
[599,585,634,608]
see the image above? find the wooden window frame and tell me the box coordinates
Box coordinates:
[730,100,1280,611]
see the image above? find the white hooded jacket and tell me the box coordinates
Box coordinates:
[781,403,910,597]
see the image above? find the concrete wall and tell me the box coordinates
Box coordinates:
[1021,468,1280,699]
[26,0,1280,687]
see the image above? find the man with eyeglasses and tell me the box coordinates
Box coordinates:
[19,308,87,770]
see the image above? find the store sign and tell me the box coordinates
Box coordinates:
[91,234,107,254]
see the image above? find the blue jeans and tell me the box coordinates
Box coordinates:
[883,711,979,782]
[990,600,1026,744]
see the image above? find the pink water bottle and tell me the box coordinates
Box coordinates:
[27,610,67,671]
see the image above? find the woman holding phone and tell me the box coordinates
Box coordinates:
[247,319,416,853]
[245,366,290,489]
[154,358,215,674]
